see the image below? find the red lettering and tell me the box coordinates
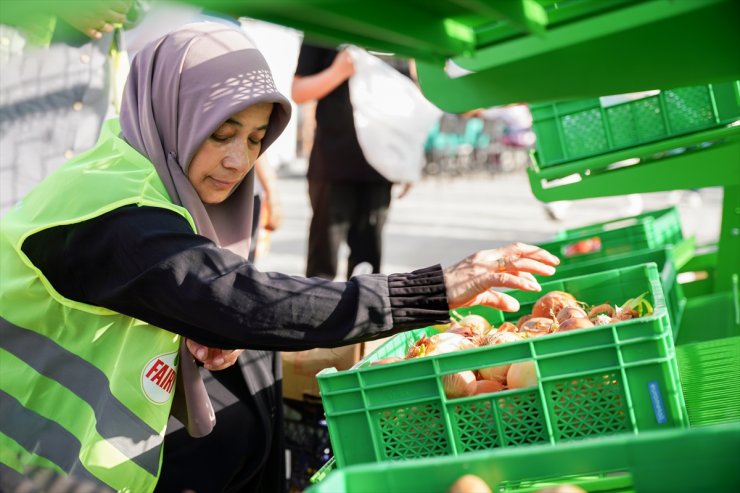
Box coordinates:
[150,364,169,386]
[162,368,176,393]
[145,359,164,379]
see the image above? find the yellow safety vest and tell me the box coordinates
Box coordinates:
[0,120,197,492]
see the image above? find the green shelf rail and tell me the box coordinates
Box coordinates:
[148,0,740,112]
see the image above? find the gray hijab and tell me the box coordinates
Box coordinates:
[119,22,291,437]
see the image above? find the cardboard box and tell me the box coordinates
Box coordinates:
[282,337,392,402]
[282,344,362,401]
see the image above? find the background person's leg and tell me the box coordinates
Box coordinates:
[346,182,392,275]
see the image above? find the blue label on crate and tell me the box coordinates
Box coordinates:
[648,380,667,424]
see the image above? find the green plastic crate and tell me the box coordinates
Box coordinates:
[305,422,740,493]
[530,81,740,167]
[317,264,686,468]
[537,206,683,264]
[536,241,692,334]
[677,335,740,428]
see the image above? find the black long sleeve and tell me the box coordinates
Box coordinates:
[22,205,450,350]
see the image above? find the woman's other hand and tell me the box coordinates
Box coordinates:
[185,339,244,371]
[443,242,559,312]
[57,0,133,39]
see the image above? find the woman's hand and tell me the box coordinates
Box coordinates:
[185,339,244,371]
[443,242,560,312]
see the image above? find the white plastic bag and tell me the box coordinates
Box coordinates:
[347,46,442,183]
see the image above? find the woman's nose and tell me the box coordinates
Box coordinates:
[222,142,250,170]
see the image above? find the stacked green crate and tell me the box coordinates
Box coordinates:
[538,207,683,262]
[535,206,690,332]
[530,81,740,167]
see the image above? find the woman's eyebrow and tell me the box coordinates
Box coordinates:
[223,120,268,131]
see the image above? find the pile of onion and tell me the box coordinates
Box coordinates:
[370,292,652,399]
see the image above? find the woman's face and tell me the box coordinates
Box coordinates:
[188,102,273,204]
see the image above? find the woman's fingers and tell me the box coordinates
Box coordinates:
[186,339,208,361]
[203,349,243,371]
[505,242,560,266]
[491,272,542,292]
[185,339,243,370]
[459,289,521,312]
[502,256,556,277]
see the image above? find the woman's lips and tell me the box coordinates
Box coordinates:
[209,177,237,189]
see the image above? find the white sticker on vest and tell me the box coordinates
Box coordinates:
[141,352,177,404]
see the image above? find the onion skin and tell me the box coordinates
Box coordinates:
[443,370,477,399]
[407,333,475,358]
[557,317,594,332]
[370,356,403,366]
[591,314,616,326]
[457,314,492,334]
[497,321,519,333]
[532,291,578,319]
[447,474,493,493]
[556,306,588,324]
[516,314,533,328]
[477,331,523,382]
[475,379,506,395]
[588,303,615,318]
[521,317,557,337]
[507,361,538,389]
[446,323,478,338]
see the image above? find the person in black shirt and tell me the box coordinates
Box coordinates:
[293,42,406,280]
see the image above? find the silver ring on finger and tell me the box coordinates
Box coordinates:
[496,257,507,272]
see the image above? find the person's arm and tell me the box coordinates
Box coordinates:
[254,157,282,231]
[21,206,449,351]
[23,206,557,351]
[291,48,354,104]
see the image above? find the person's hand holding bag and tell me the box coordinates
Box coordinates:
[444,242,559,311]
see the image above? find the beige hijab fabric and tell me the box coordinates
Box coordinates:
[119,22,291,436]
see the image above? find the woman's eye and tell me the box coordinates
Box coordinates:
[248,137,263,145]
[211,134,231,142]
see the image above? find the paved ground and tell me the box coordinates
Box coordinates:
[256,166,723,279]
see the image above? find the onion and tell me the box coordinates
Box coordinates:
[458,314,492,333]
[521,317,558,337]
[446,323,478,338]
[556,306,588,324]
[474,379,506,395]
[406,333,475,358]
[557,317,594,332]
[507,361,538,389]
[516,314,533,328]
[532,291,578,319]
[447,474,492,493]
[477,331,522,382]
[497,321,519,333]
[442,370,477,399]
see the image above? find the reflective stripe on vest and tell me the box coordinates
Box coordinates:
[0,318,162,475]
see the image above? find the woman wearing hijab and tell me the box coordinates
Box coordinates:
[0,23,559,493]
